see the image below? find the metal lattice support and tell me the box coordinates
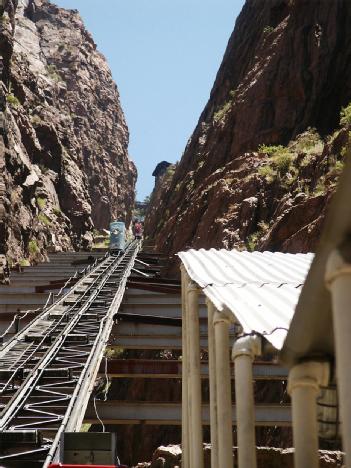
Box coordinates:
[0,241,139,467]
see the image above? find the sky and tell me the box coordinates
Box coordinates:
[54,0,245,200]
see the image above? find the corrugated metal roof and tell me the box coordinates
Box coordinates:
[178,249,314,350]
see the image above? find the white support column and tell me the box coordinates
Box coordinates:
[214,311,234,468]
[186,305,193,466]
[232,335,261,468]
[207,300,218,467]
[181,266,190,468]
[326,249,351,467]
[186,275,204,468]
[288,361,329,468]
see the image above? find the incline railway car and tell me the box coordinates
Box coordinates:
[109,220,126,252]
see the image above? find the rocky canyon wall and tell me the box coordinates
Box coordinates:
[0,0,136,266]
[145,0,351,274]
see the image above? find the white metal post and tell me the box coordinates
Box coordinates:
[214,311,234,468]
[232,335,261,468]
[186,275,204,468]
[207,300,218,467]
[181,266,190,468]
[187,305,193,466]
[326,249,351,467]
[288,362,329,468]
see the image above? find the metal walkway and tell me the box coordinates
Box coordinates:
[0,242,139,467]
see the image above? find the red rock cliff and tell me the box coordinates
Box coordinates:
[145,0,351,273]
[0,0,136,265]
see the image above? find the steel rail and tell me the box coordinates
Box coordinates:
[0,252,108,358]
[0,260,115,426]
[0,253,120,420]
[43,242,139,466]
[0,249,129,438]
[0,242,139,466]
[0,254,115,397]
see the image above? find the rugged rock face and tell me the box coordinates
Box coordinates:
[0,0,136,266]
[145,0,351,273]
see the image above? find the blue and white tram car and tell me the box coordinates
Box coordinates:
[109,221,126,252]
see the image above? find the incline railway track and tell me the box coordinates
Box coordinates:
[0,241,140,467]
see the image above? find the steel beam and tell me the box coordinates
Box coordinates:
[84,401,291,426]
[0,294,50,305]
[98,359,288,380]
[109,335,207,349]
[120,303,208,319]
[123,295,183,305]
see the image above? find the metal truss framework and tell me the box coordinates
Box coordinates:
[0,242,139,467]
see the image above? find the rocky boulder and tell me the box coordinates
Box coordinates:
[134,445,344,468]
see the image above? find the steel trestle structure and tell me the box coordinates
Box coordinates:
[0,241,139,467]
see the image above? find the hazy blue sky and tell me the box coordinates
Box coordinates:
[54,0,245,200]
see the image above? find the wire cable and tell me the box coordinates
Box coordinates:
[103,355,109,402]
[93,395,105,433]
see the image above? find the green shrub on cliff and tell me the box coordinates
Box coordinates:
[340,103,351,126]
[335,160,344,173]
[259,144,284,155]
[214,101,232,122]
[105,346,124,358]
[313,177,326,196]
[6,93,20,107]
[258,144,296,182]
[258,165,276,183]
[28,240,39,255]
[36,197,46,210]
[213,87,238,122]
[93,237,110,249]
[38,213,51,226]
[31,114,42,126]
[229,88,237,99]
[246,221,270,252]
[273,150,293,175]
[246,231,260,252]
[165,165,175,177]
[291,128,323,154]
[0,14,10,27]
[340,132,351,159]
[263,25,274,34]
[46,64,62,82]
